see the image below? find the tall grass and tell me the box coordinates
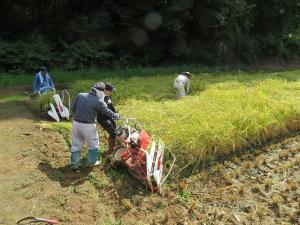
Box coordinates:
[2,67,300,164]
[1,66,299,87]
[69,70,300,103]
[119,79,300,162]
[67,70,300,163]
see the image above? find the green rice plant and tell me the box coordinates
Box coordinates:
[30,91,55,111]
[4,67,300,168]
[119,78,300,163]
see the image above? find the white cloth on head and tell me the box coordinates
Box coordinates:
[71,121,99,152]
[92,88,106,103]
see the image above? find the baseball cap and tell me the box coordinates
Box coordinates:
[105,82,116,91]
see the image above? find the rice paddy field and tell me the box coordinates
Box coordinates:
[57,68,300,164]
[1,67,300,165]
[1,67,300,224]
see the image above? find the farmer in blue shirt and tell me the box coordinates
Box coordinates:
[32,66,55,94]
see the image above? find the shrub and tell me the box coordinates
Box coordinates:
[62,40,114,70]
[0,37,52,73]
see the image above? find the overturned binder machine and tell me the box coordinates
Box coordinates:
[32,86,70,122]
[47,89,70,122]
[110,118,176,193]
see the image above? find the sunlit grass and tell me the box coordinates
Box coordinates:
[68,69,300,104]
[119,79,300,162]
[6,67,299,164]
[0,95,28,102]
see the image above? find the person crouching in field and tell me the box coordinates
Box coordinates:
[173,72,192,99]
[70,82,120,170]
[97,83,117,155]
[32,66,55,94]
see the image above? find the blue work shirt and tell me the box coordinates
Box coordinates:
[32,72,55,94]
[72,92,119,124]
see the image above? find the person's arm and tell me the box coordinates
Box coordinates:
[32,74,39,92]
[71,95,78,113]
[49,74,55,89]
[108,97,117,113]
[96,100,119,120]
[185,78,190,94]
[110,103,117,113]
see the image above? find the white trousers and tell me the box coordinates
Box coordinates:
[71,121,99,152]
[174,82,186,99]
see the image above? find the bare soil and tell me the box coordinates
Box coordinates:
[0,87,299,225]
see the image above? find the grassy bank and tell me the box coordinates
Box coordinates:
[0,65,212,87]
[3,67,300,164]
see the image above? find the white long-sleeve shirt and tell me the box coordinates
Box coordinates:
[174,75,190,94]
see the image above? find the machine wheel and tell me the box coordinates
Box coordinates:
[112,147,126,162]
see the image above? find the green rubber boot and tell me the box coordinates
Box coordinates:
[86,148,100,166]
[70,151,81,169]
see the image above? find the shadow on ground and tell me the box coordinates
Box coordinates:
[0,100,36,121]
[38,161,93,187]
[104,161,147,193]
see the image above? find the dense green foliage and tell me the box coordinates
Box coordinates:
[0,0,300,72]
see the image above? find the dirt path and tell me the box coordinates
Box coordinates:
[0,87,299,225]
[0,88,119,224]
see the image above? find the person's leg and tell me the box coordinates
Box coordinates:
[108,135,116,153]
[84,123,100,165]
[70,121,84,168]
[174,82,185,99]
[99,119,117,153]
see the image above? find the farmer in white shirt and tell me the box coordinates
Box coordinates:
[173,72,193,99]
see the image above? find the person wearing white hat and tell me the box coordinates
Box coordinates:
[173,72,193,99]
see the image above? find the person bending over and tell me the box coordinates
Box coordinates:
[173,72,192,99]
[97,83,117,154]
